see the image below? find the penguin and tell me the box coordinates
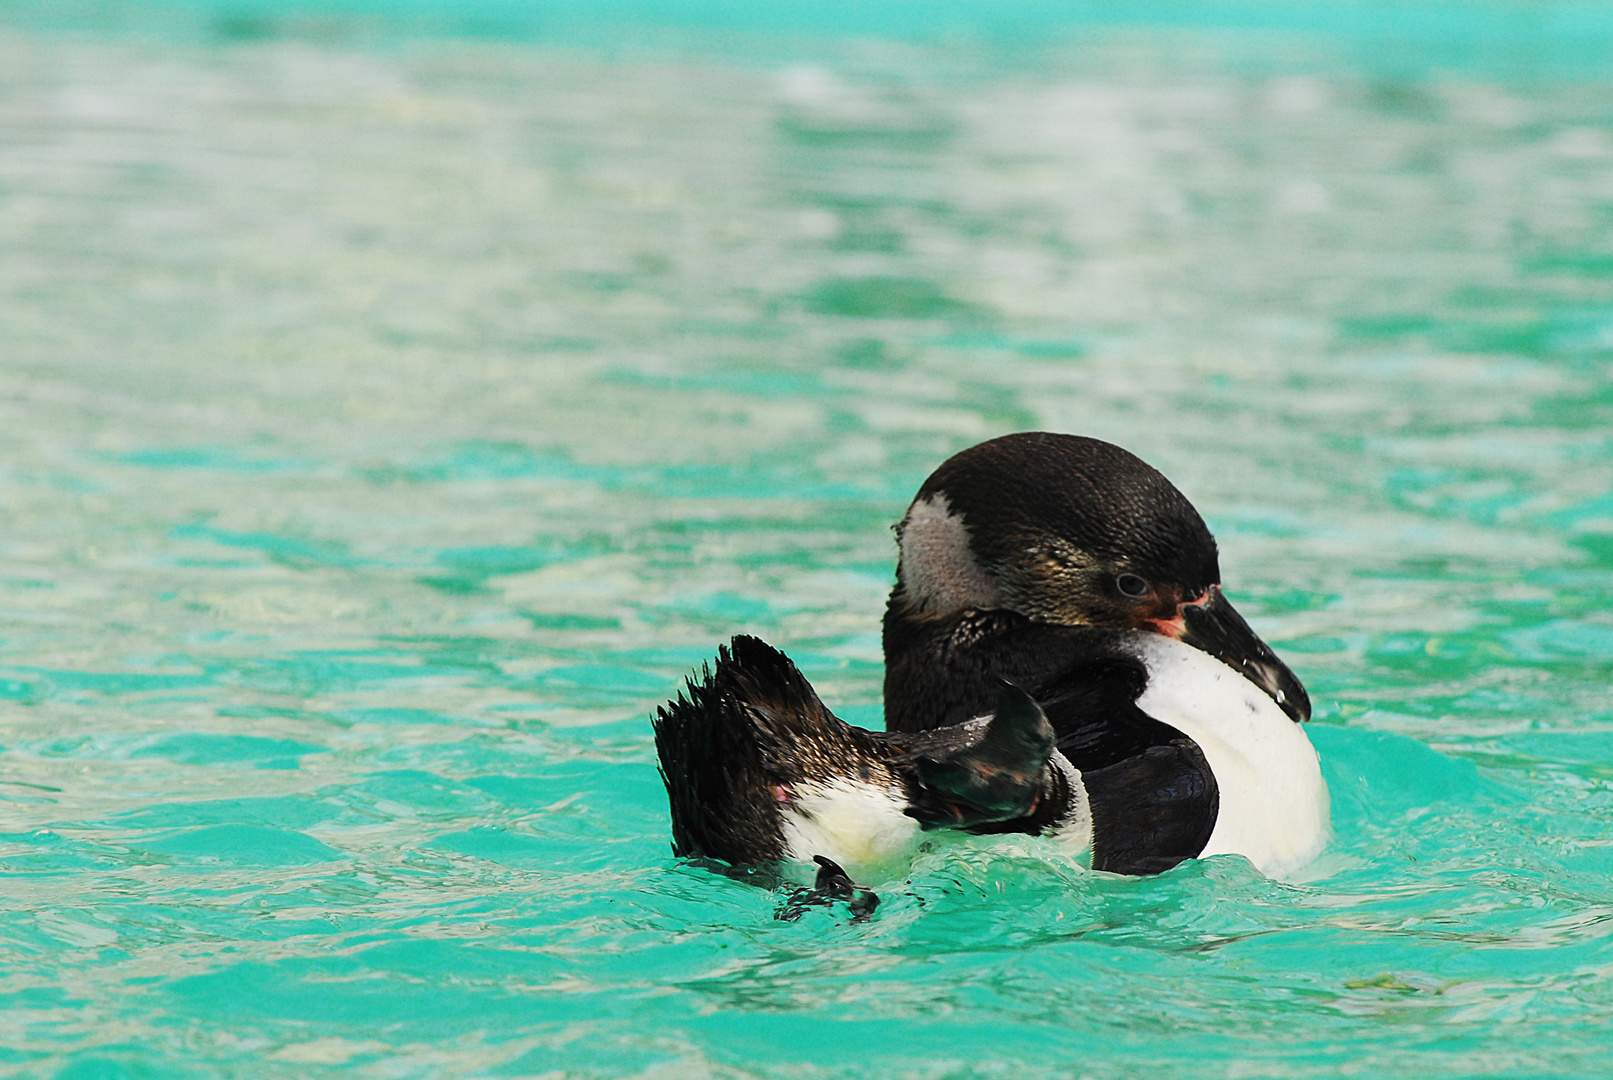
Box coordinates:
[653,432,1329,883]
[882,432,1327,877]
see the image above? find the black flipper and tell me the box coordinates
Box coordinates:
[885,613,1184,771]
[897,681,1057,829]
[883,613,1222,871]
[1083,739,1219,875]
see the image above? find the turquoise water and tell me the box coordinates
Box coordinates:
[3,3,1613,1076]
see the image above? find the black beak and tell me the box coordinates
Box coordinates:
[1178,586,1311,723]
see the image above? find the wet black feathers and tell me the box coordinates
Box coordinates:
[882,612,1221,870]
[654,635,880,865]
[896,681,1058,829]
[885,611,1175,771]
[655,641,786,864]
[1084,741,1219,875]
[712,635,887,786]
[912,432,1220,592]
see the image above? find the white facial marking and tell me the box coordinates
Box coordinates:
[898,493,1001,615]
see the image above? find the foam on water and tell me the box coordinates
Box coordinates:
[2,4,1613,1077]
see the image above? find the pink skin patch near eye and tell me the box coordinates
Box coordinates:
[1141,589,1212,638]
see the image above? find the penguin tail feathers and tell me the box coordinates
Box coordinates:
[654,635,873,866]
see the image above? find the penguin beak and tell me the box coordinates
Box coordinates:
[1177,586,1312,723]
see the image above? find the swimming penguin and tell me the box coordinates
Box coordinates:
[654,432,1329,881]
[882,432,1328,877]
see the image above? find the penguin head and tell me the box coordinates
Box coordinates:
[894,432,1309,722]
[895,433,1217,626]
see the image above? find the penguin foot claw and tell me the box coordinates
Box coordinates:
[775,855,880,922]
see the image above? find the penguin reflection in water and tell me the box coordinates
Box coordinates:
[654,433,1329,914]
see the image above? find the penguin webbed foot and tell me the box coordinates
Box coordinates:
[897,679,1057,830]
[775,855,880,922]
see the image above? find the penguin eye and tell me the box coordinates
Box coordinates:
[1116,574,1149,598]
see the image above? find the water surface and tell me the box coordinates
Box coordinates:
[2,4,1613,1077]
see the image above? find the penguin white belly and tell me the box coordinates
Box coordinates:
[1125,634,1330,879]
[778,768,1092,881]
[778,779,923,878]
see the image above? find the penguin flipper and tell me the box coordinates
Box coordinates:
[893,681,1058,829]
[1084,739,1219,875]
